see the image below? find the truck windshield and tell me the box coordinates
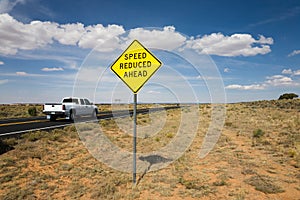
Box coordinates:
[63,98,79,104]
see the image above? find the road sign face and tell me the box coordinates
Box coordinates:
[110,40,162,93]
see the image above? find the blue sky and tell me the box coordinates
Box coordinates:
[0,0,300,103]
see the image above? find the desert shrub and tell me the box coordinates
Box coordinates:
[21,131,45,142]
[245,175,284,194]
[27,131,44,141]
[178,177,209,191]
[49,129,65,142]
[2,138,18,146]
[28,107,37,116]
[278,93,298,100]
[166,133,174,138]
[253,129,265,138]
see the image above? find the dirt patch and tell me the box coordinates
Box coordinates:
[0,100,300,199]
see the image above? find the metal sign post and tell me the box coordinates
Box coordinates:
[110,39,162,185]
[133,93,137,184]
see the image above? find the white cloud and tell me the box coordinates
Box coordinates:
[16,71,28,76]
[0,0,26,13]
[226,84,265,90]
[282,68,293,74]
[0,13,125,55]
[281,68,300,76]
[266,75,293,86]
[257,35,274,44]
[224,68,229,73]
[147,90,161,94]
[226,73,300,90]
[0,79,8,85]
[14,71,45,77]
[195,75,223,81]
[41,67,64,72]
[293,70,300,76]
[288,50,300,57]
[0,13,273,57]
[78,24,125,51]
[0,13,58,55]
[186,33,273,56]
[127,26,186,50]
[0,61,4,65]
[54,23,85,46]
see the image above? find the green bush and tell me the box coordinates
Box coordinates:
[28,107,37,116]
[278,93,298,100]
[253,129,265,138]
[26,131,44,142]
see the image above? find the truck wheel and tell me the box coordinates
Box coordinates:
[70,110,76,121]
[50,115,57,121]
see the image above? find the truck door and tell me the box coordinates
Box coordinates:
[78,98,85,115]
[83,98,93,115]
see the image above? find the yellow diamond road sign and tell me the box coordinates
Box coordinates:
[110,40,162,93]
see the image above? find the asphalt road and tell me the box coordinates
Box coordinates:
[0,106,179,137]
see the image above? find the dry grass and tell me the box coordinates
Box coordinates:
[0,104,43,119]
[0,99,300,199]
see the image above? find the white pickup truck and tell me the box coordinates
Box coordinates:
[43,97,98,121]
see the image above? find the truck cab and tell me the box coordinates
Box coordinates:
[43,97,98,121]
